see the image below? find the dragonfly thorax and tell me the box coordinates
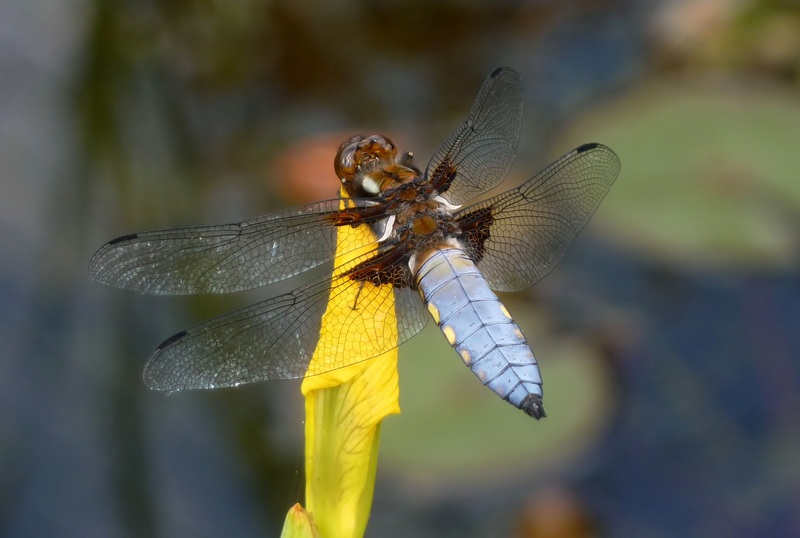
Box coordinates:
[380,191,460,250]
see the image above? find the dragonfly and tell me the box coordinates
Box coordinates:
[89,67,620,419]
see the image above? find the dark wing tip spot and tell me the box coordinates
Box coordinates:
[490,66,508,78]
[521,394,546,420]
[108,233,139,245]
[157,330,188,350]
[576,142,599,153]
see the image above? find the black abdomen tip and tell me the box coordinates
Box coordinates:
[521,394,546,420]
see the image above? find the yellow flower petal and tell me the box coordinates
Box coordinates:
[303,348,398,538]
[300,187,401,538]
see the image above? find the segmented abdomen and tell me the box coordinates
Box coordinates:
[414,247,545,419]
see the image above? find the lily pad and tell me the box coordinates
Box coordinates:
[556,80,800,271]
[380,301,612,488]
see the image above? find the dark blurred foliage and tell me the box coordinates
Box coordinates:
[3,0,800,536]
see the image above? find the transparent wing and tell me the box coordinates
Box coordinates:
[88,198,383,295]
[424,67,523,206]
[143,251,428,391]
[456,143,621,292]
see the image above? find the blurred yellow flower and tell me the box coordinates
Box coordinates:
[282,187,401,538]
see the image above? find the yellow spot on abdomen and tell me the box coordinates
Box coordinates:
[427,302,441,324]
[460,349,471,365]
[442,325,457,345]
[500,304,512,319]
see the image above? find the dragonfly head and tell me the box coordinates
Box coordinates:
[335,134,418,198]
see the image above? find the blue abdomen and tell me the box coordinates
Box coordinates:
[414,247,545,419]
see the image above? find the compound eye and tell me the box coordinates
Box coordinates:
[362,135,397,163]
[334,135,365,184]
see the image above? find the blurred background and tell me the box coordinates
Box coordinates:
[2,0,800,536]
